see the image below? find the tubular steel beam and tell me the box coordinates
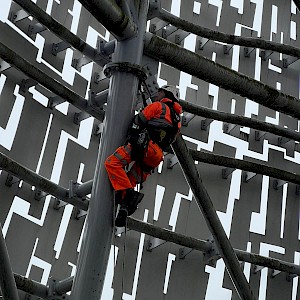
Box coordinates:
[0,225,19,300]
[179,100,300,143]
[14,273,72,297]
[14,274,48,299]
[11,1,300,141]
[172,135,256,300]
[144,33,300,120]
[0,42,105,122]
[234,250,300,277]
[11,217,300,298]
[157,8,300,59]
[3,142,299,215]
[13,0,111,67]
[55,276,74,295]
[127,217,211,253]
[74,180,93,198]
[0,151,88,211]
[77,0,137,41]
[189,150,300,186]
[71,1,149,299]
[127,217,300,276]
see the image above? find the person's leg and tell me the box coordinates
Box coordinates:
[104,145,134,191]
[105,145,135,227]
[123,141,163,216]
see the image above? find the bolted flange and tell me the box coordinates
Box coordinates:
[103,62,147,81]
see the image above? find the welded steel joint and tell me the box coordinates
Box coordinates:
[48,278,69,300]
[203,238,220,266]
[67,180,88,200]
[103,62,147,81]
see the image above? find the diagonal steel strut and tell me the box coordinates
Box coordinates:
[172,135,256,300]
[0,224,20,300]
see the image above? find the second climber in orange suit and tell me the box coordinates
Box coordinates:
[105,85,182,227]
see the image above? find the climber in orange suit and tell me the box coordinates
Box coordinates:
[105,85,182,227]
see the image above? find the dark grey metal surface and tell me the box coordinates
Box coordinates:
[0,225,19,300]
[1,0,300,299]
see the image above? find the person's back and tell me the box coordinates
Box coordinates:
[134,85,182,150]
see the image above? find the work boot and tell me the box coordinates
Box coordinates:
[123,189,144,216]
[115,203,128,227]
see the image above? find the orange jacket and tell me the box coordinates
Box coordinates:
[137,98,182,129]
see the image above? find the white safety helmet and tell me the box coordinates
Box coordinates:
[160,85,180,102]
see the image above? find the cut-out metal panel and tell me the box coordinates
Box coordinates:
[1,0,300,299]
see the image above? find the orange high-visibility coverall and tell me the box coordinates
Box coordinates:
[105,97,182,192]
[105,140,163,191]
[138,98,182,130]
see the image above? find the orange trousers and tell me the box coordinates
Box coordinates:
[105,141,163,191]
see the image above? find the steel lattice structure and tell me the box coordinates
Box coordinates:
[1,0,300,299]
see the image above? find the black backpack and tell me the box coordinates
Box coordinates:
[147,102,180,150]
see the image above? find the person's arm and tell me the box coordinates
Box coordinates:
[134,102,161,127]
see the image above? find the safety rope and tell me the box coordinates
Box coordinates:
[112,191,128,297]
[112,194,117,279]
[139,78,155,109]
[112,195,127,297]
[121,218,128,296]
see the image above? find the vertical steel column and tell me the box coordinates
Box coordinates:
[172,136,256,300]
[0,225,19,300]
[71,1,148,299]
